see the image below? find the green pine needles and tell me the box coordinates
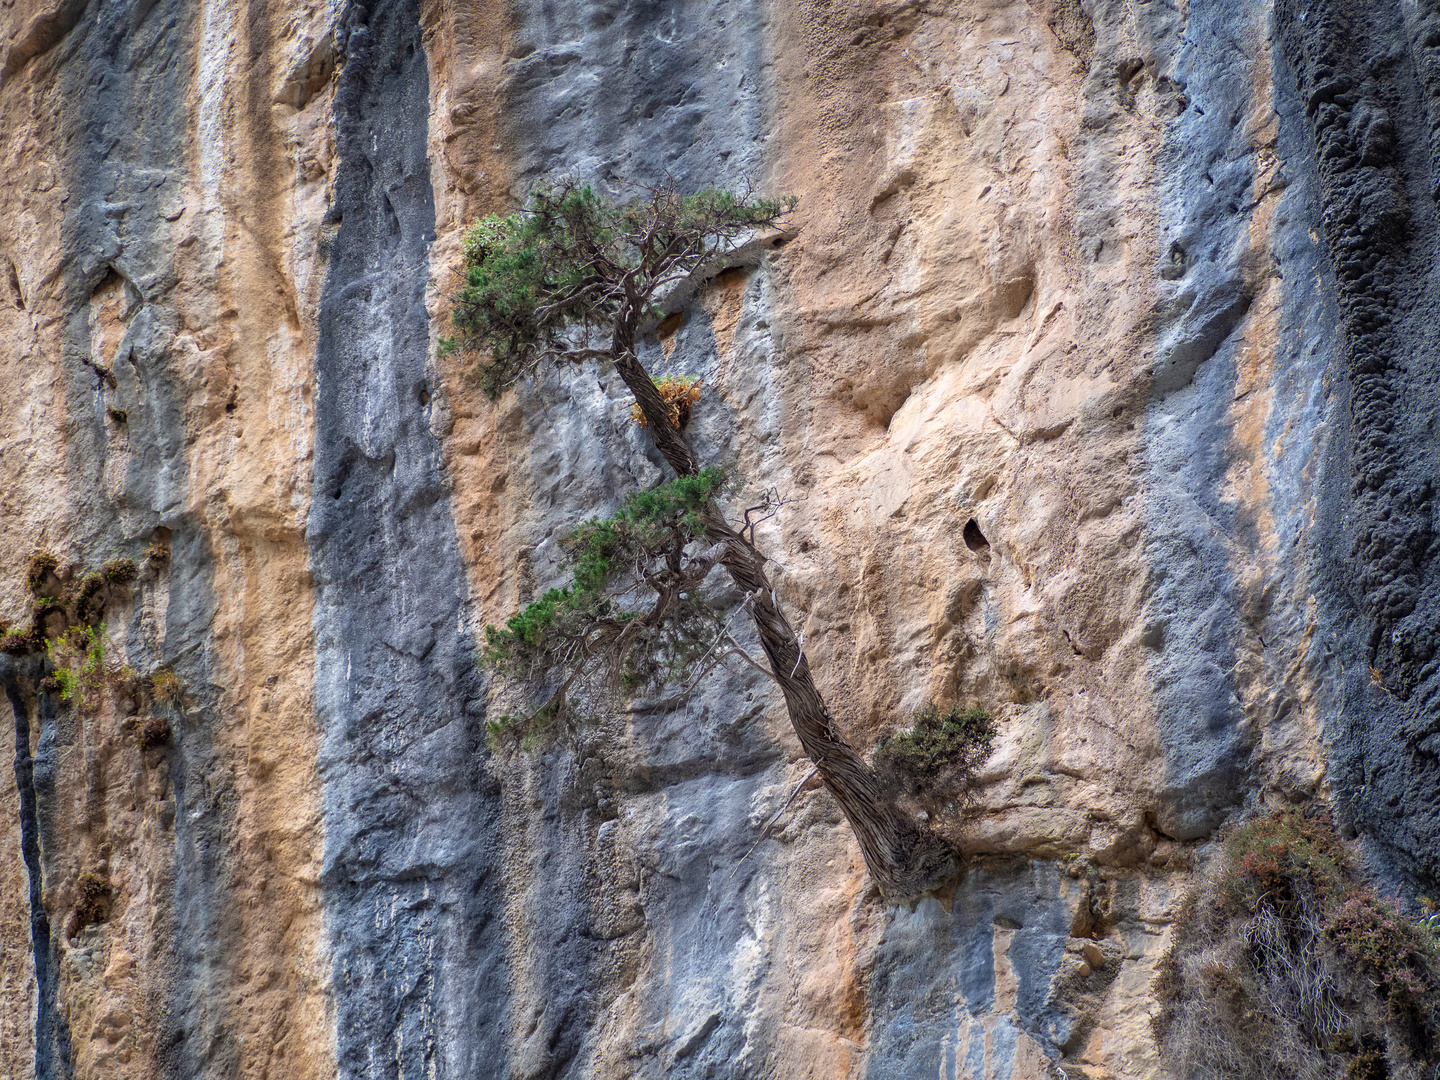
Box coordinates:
[483,468,733,737]
[442,182,794,398]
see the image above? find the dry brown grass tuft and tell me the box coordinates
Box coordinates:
[1153,811,1440,1080]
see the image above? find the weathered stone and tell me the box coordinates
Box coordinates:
[1,0,1438,1078]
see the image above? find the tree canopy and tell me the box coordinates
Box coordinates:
[443,183,793,400]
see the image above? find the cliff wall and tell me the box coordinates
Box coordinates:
[1,0,1437,1077]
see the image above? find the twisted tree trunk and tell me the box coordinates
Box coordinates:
[611,339,955,899]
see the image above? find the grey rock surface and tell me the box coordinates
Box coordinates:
[5,0,1440,1077]
[309,2,511,1077]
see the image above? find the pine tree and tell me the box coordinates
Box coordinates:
[445,181,955,900]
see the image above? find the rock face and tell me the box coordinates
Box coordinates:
[1,0,1438,1077]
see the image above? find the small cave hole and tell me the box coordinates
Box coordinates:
[92,266,123,298]
[962,518,990,553]
[6,259,23,310]
[417,382,430,407]
[224,385,238,414]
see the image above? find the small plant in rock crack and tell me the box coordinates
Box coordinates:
[144,541,170,565]
[49,667,79,702]
[42,624,110,706]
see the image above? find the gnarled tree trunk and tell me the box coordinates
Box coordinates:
[612,340,956,899]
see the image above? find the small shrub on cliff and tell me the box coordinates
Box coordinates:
[1153,810,1440,1080]
[38,625,119,707]
[43,628,94,705]
[148,669,182,705]
[873,702,995,805]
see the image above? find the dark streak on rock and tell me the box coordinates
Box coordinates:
[50,0,241,1075]
[1277,0,1440,884]
[1400,0,1440,199]
[309,3,510,1077]
[4,664,73,1080]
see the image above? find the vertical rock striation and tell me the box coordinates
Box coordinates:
[1,0,1440,1077]
[1276,0,1440,882]
[308,3,509,1077]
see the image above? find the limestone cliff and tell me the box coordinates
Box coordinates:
[1,0,1438,1077]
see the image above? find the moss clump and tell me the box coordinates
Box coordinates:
[874,703,996,803]
[144,542,170,565]
[1,624,41,655]
[25,550,59,594]
[101,557,137,584]
[5,549,147,664]
[1153,810,1440,1080]
[73,572,107,624]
